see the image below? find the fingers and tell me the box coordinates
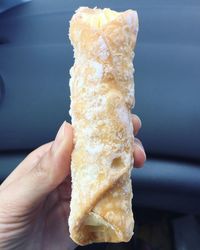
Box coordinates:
[0,122,73,210]
[132,114,142,136]
[131,114,146,167]
[1,142,53,190]
[133,138,146,167]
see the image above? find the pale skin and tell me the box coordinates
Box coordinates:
[0,115,146,250]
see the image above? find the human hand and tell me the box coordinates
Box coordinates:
[0,117,145,250]
[132,114,146,167]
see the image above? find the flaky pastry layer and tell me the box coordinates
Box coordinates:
[68,7,139,245]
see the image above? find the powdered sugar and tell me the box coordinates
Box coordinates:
[117,105,129,126]
[125,11,139,35]
[84,94,106,120]
[88,60,103,81]
[85,143,105,154]
[125,13,133,27]
[98,36,110,60]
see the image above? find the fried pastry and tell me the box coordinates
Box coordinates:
[68,7,139,245]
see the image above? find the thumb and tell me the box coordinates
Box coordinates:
[0,121,73,210]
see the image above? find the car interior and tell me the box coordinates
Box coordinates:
[0,1,200,249]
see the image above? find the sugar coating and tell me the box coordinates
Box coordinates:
[98,36,110,60]
[68,7,138,245]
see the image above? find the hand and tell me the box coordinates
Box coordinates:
[132,114,146,167]
[0,117,145,250]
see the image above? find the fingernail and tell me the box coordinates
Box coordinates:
[134,138,142,147]
[134,138,146,158]
[134,114,142,129]
[138,117,142,129]
[52,121,66,152]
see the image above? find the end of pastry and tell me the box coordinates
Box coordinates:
[70,211,133,245]
[73,7,138,29]
[74,7,120,28]
[69,7,139,51]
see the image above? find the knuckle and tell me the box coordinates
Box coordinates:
[34,162,46,179]
[33,151,56,187]
[33,152,51,179]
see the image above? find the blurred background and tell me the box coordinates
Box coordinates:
[0,0,200,249]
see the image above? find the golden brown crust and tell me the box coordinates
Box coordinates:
[68,7,139,245]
